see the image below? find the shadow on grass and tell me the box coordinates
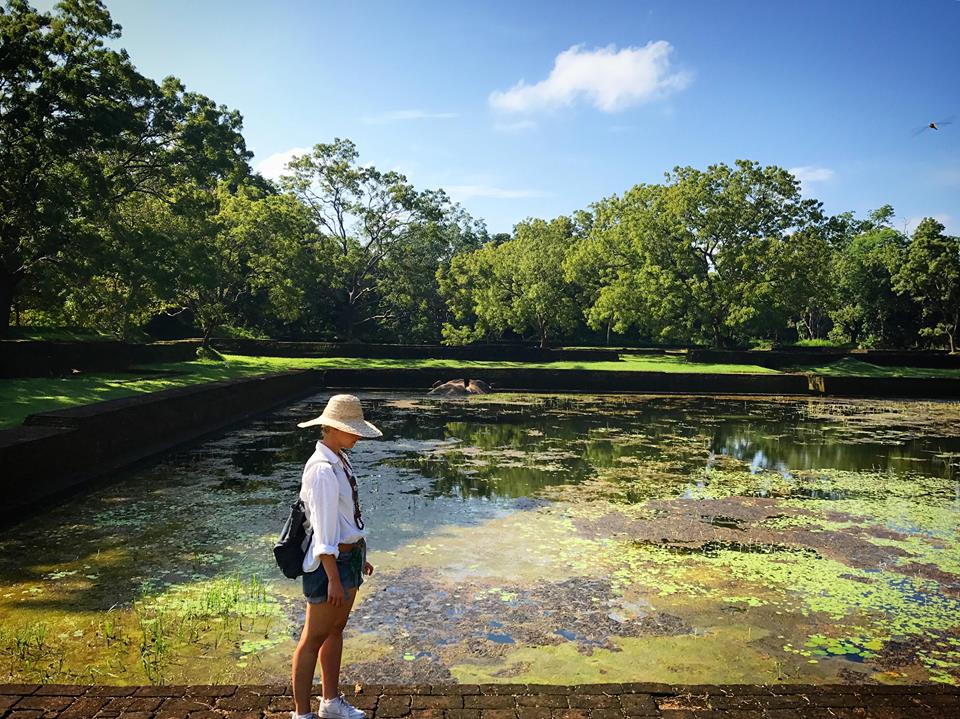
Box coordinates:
[795,357,960,379]
[4,326,115,342]
[3,353,956,431]
[0,360,270,429]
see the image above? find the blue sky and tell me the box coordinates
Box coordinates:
[40,0,960,234]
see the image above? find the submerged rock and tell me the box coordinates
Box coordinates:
[428,378,494,396]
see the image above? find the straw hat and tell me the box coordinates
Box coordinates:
[296,394,383,438]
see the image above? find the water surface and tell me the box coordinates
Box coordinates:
[1,392,958,686]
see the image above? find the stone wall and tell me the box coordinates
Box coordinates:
[807,374,960,397]
[318,367,812,394]
[209,339,620,362]
[0,340,199,378]
[688,348,960,369]
[0,370,320,527]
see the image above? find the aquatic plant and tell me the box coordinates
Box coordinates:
[97,611,123,646]
[2,392,958,685]
[9,622,48,662]
[135,589,172,683]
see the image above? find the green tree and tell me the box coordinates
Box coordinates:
[440,216,581,348]
[59,194,179,339]
[565,160,827,347]
[51,77,251,339]
[0,0,253,336]
[0,0,160,334]
[173,182,313,346]
[280,138,445,341]
[776,226,837,342]
[893,218,960,352]
[375,197,487,342]
[828,208,919,348]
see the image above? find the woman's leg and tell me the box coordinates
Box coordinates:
[292,588,358,714]
[320,587,358,700]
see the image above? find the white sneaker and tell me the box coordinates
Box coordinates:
[318,695,366,719]
[291,712,321,719]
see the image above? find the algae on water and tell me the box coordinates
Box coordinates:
[1,392,958,685]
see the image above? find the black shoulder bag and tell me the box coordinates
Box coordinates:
[273,498,311,578]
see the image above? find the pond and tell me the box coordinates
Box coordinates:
[1,392,958,686]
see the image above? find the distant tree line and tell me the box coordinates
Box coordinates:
[3,1,958,351]
[1,0,486,346]
[445,166,959,352]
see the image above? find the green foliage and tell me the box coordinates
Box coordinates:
[170,182,312,345]
[376,197,488,343]
[195,345,225,361]
[893,218,960,353]
[440,216,581,347]
[0,0,155,332]
[4,325,112,341]
[790,338,844,348]
[59,194,179,339]
[0,0,254,339]
[828,213,920,348]
[278,139,482,342]
[1,2,953,350]
[564,161,828,347]
[214,325,268,340]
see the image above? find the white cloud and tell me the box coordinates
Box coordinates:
[255,147,309,181]
[489,41,691,114]
[446,184,548,200]
[362,109,458,124]
[493,120,539,132]
[904,213,955,235]
[789,166,835,184]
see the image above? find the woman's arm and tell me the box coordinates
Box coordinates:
[320,553,345,605]
[303,463,347,604]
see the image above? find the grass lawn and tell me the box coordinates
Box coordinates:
[794,357,960,379]
[0,353,777,429]
[206,353,782,374]
[5,326,117,342]
[2,353,957,430]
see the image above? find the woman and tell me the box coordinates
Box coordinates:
[291,394,382,719]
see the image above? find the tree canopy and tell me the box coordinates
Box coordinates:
[3,1,956,351]
[440,216,582,348]
[560,161,830,347]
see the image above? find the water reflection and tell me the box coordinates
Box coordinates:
[1,391,958,686]
[160,393,960,507]
[360,394,960,501]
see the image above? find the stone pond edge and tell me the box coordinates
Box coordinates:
[2,365,958,530]
[1,682,958,719]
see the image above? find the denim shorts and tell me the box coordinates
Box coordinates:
[302,539,366,604]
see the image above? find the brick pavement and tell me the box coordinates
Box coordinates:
[1,683,958,719]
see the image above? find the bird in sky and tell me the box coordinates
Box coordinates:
[913,117,954,135]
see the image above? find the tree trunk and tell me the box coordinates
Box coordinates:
[121,281,137,342]
[537,317,549,349]
[712,321,725,349]
[202,323,214,349]
[951,311,959,354]
[0,270,20,338]
[342,301,356,343]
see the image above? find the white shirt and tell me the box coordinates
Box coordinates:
[300,441,366,573]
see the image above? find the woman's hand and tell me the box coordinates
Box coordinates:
[327,579,345,606]
[363,561,374,576]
